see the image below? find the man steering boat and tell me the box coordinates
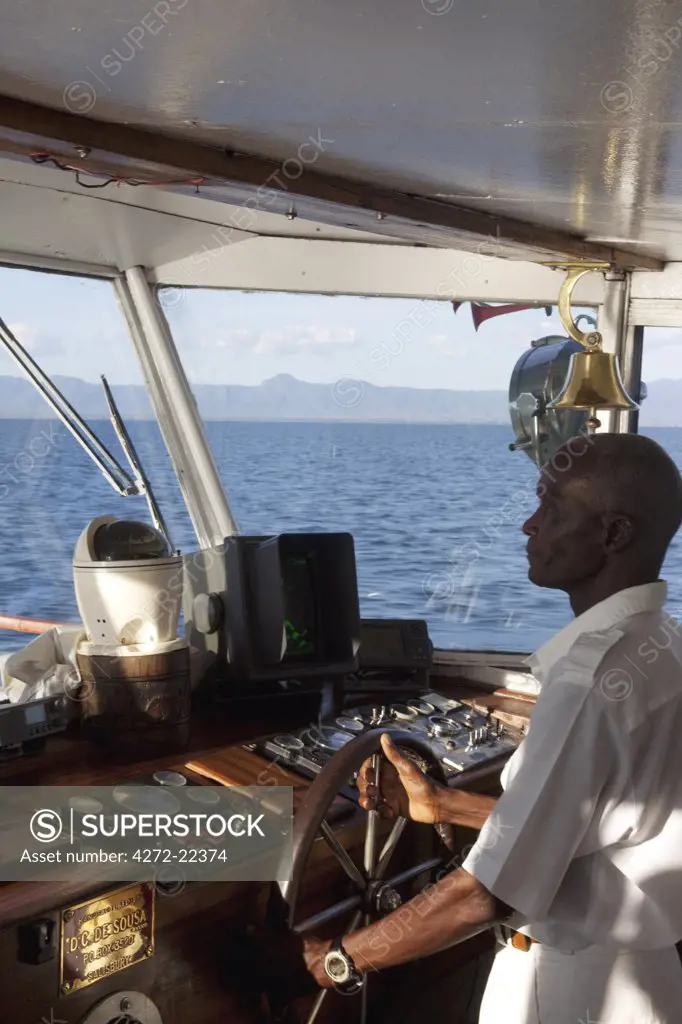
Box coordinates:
[301,432,682,1023]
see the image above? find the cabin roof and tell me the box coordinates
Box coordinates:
[0,1,680,271]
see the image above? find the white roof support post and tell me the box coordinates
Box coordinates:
[115,267,238,548]
[614,321,644,435]
[595,271,635,434]
[601,271,643,435]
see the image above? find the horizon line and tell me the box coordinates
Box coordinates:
[0,416,677,428]
[2,373,682,391]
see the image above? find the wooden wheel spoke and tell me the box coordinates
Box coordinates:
[292,894,364,935]
[320,818,366,891]
[359,912,371,1024]
[375,816,408,881]
[306,987,328,1024]
[360,960,371,1024]
[384,855,443,889]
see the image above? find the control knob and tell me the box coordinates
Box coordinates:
[466,727,490,749]
[427,715,457,739]
[370,706,391,726]
[391,704,416,722]
[407,699,435,716]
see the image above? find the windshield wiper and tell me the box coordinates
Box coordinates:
[0,315,173,549]
[101,375,173,550]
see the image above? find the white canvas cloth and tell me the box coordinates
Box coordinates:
[0,625,84,704]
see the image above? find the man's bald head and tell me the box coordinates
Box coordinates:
[523,433,682,602]
[551,433,682,565]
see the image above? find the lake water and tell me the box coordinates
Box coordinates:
[1,419,681,655]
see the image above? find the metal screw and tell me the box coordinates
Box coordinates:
[146,945,154,956]
[376,211,386,220]
[62,982,71,994]
[75,146,91,159]
[120,998,132,1012]
[63,910,74,922]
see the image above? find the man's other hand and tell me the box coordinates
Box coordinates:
[357,732,442,823]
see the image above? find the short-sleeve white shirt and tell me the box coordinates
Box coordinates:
[462,581,682,951]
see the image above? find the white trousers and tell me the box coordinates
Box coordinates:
[478,941,682,1024]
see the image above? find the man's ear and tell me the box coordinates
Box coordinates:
[603,513,636,553]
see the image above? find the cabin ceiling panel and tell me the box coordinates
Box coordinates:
[0,157,552,273]
[0,0,682,262]
[0,155,390,244]
[0,176,253,272]
[0,167,604,305]
[0,149,626,267]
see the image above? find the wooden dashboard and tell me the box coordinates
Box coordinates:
[0,679,534,1024]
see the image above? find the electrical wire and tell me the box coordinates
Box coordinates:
[29,152,205,190]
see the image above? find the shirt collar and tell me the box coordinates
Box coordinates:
[527,581,668,683]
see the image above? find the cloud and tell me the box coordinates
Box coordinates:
[9,322,38,346]
[253,326,358,355]
[426,333,457,355]
[8,322,65,357]
[425,333,477,357]
[184,324,359,356]
[194,327,253,350]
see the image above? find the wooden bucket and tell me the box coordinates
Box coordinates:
[75,644,191,754]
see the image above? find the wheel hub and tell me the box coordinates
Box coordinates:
[369,881,403,915]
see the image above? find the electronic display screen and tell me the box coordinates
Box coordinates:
[282,553,318,660]
[360,627,405,662]
[24,704,46,725]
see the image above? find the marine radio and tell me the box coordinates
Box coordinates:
[0,694,69,759]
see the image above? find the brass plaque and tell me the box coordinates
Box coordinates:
[60,882,155,994]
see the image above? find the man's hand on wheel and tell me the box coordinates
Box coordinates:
[357,732,443,824]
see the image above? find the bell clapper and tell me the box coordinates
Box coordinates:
[587,407,601,433]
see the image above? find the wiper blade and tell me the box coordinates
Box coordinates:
[0,315,139,496]
[101,375,173,551]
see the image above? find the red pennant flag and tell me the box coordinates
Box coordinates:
[470,302,541,331]
[451,301,553,329]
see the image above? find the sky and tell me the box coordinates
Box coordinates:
[0,265,681,389]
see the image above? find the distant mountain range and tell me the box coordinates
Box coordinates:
[0,373,679,426]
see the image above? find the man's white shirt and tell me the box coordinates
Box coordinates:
[462,581,682,951]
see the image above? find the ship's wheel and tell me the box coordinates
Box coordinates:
[279,729,456,1024]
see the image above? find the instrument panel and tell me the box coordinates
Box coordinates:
[257,691,518,783]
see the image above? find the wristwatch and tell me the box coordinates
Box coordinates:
[323,937,365,994]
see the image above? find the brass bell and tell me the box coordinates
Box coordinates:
[547,267,639,430]
[548,334,638,413]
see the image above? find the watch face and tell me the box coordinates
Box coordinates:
[324,950,351,984]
